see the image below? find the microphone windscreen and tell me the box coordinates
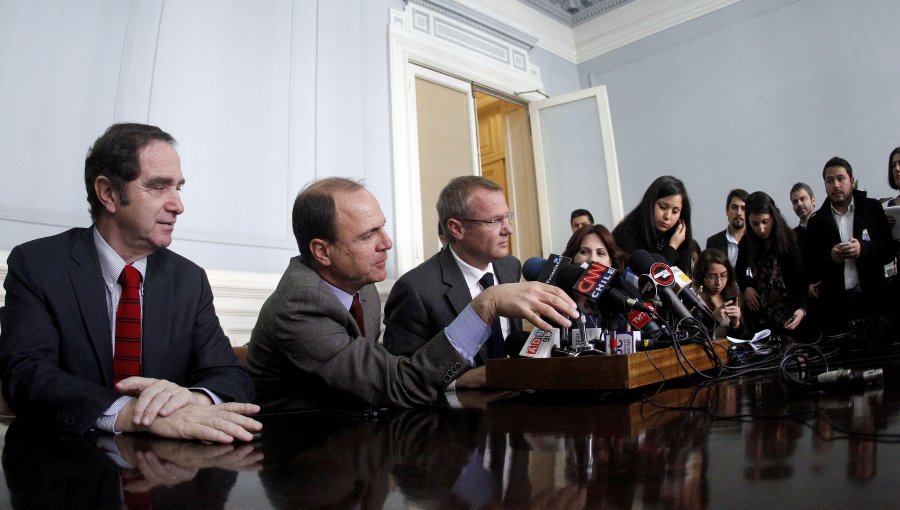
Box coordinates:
[627,249,656,275]
[504,331,532,358]
[522,257,547,282]
[554,264,587,292]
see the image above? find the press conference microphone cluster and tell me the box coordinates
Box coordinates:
[628,249,714,336]
[523,256,651,316]
[521,254,672,354]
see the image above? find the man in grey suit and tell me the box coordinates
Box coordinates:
[383,176,520,382]
[247,178,576,412]
[0,123,260,442]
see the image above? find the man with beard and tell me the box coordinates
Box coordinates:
[806,157,895,332]
[706,189,748,267]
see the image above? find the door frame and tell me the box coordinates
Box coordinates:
[388,4,544,274]
[529,86,625,256]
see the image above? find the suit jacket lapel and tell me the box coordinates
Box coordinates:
[494,256,520,285]
[69,229,114,385]
[439,248,473,316]
[141,251,173,377]
[358,284,381,342]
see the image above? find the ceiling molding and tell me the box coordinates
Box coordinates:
[411,0,539,50]
[519,0,636,27]
[457,0,742,64]
[452,0,579,63]
[573,0,742,62]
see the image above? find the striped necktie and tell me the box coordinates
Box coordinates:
[114,265,142,384]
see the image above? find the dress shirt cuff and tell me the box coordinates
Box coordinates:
[445,304,491,364]
[95,395,135,434]
[190,388,223,405]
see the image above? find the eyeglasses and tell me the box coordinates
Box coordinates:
[703,272,729,282]
[458,212,515,228]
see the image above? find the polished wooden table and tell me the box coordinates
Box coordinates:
[1,337,899,509]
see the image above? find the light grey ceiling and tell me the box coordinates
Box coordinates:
[518,0,637,27]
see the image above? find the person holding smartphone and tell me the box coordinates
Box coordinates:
[692,249,747,338]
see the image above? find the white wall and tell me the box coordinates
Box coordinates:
[11,0,890,278]
[578,0,900,244]
[0,0,402,276]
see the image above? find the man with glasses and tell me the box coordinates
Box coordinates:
[247,177,576,410]
[384,176,523,385]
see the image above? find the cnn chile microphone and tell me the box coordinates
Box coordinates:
[555,261,654,315]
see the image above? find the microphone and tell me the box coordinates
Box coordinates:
[505,329,577,358]
[624,302,664,335]
[669,265,717,325]
[553,262,649,312]
[816,368,883,386]
[504,330,533,358]
[521,257,546,283]
[522,254,572,285]
[628,250,694,323]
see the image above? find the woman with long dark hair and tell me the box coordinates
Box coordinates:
[613,175,693,275]
[692,248,746,337]
[735,191,807,332]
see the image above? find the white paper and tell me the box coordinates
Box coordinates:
[727,328,771,344]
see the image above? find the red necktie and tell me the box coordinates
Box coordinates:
[350,293,366,338]
[114,265,142,384]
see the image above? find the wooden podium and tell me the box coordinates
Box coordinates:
[486,339,727,391]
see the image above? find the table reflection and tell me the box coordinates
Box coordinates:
[2,355,900,508]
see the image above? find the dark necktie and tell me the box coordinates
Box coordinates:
[114,265,142,384]
[478,273,506,359]
[350,293,366,338]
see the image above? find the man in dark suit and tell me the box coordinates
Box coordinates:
[247,178,576,411]
[0,123,259,441]
[789,182,816,254]
[806,157,895,332]
[705,189,748,267]
[384,176,521,378]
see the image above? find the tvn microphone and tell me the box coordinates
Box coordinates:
[625,301,665,336]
